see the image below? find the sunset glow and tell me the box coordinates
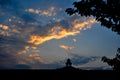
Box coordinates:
[0,0,119,69]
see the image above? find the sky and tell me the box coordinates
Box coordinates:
[0,0,120,69]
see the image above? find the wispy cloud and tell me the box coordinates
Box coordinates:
[73,38,77,42]
[26,6,58,16]
[59,45,74,51]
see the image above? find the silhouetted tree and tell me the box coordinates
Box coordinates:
[102,48,120,71]
[66,0,120,34]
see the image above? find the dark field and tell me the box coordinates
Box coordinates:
[0,67,119,79]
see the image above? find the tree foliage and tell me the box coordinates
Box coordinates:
[102,48,120,71]
[66,0,120,34]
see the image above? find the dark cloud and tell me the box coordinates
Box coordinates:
[70,54,100,65]
[30,55,101,69]
[13,64,31,69]
[0,0,19,11]
[21,13,37,23]
[27,61,63,69]
[0,36,31,68]
[57,54,101,67]
[79,66,112,70]
[0,64,31,69]
[56,19,72,29]
[0,0,23,23]
[0,0,11,6]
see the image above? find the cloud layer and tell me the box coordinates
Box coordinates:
[28,18,96,46]
[0,0,117,69]
[0,0,97,69]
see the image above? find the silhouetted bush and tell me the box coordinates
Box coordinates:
[102,48,120,71]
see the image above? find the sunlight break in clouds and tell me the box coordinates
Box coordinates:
[28,19,96,46]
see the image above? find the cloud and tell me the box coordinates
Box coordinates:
[13,64,31,69]
[68,54,110,70]
[59,45,74,51]
[73,38,77,42]
[0,36,30,66]
[28,18,96,46]
[0,9,44,68]
[0,24,10,36]
[71,54,100,65]
[28,27,79,46]
[0,35,44,68]
[0,24,9,30]
[0,0,20,16]
[0,0,97,69]
[0,64,31,69]
[0,23,22,37]
[26,6,57,16]
[28,62,63,69]
[21,13,37,23]
[27,53,44,63]
[55,54,110,70]
[0,15,95,69]
[0,0,11,6]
